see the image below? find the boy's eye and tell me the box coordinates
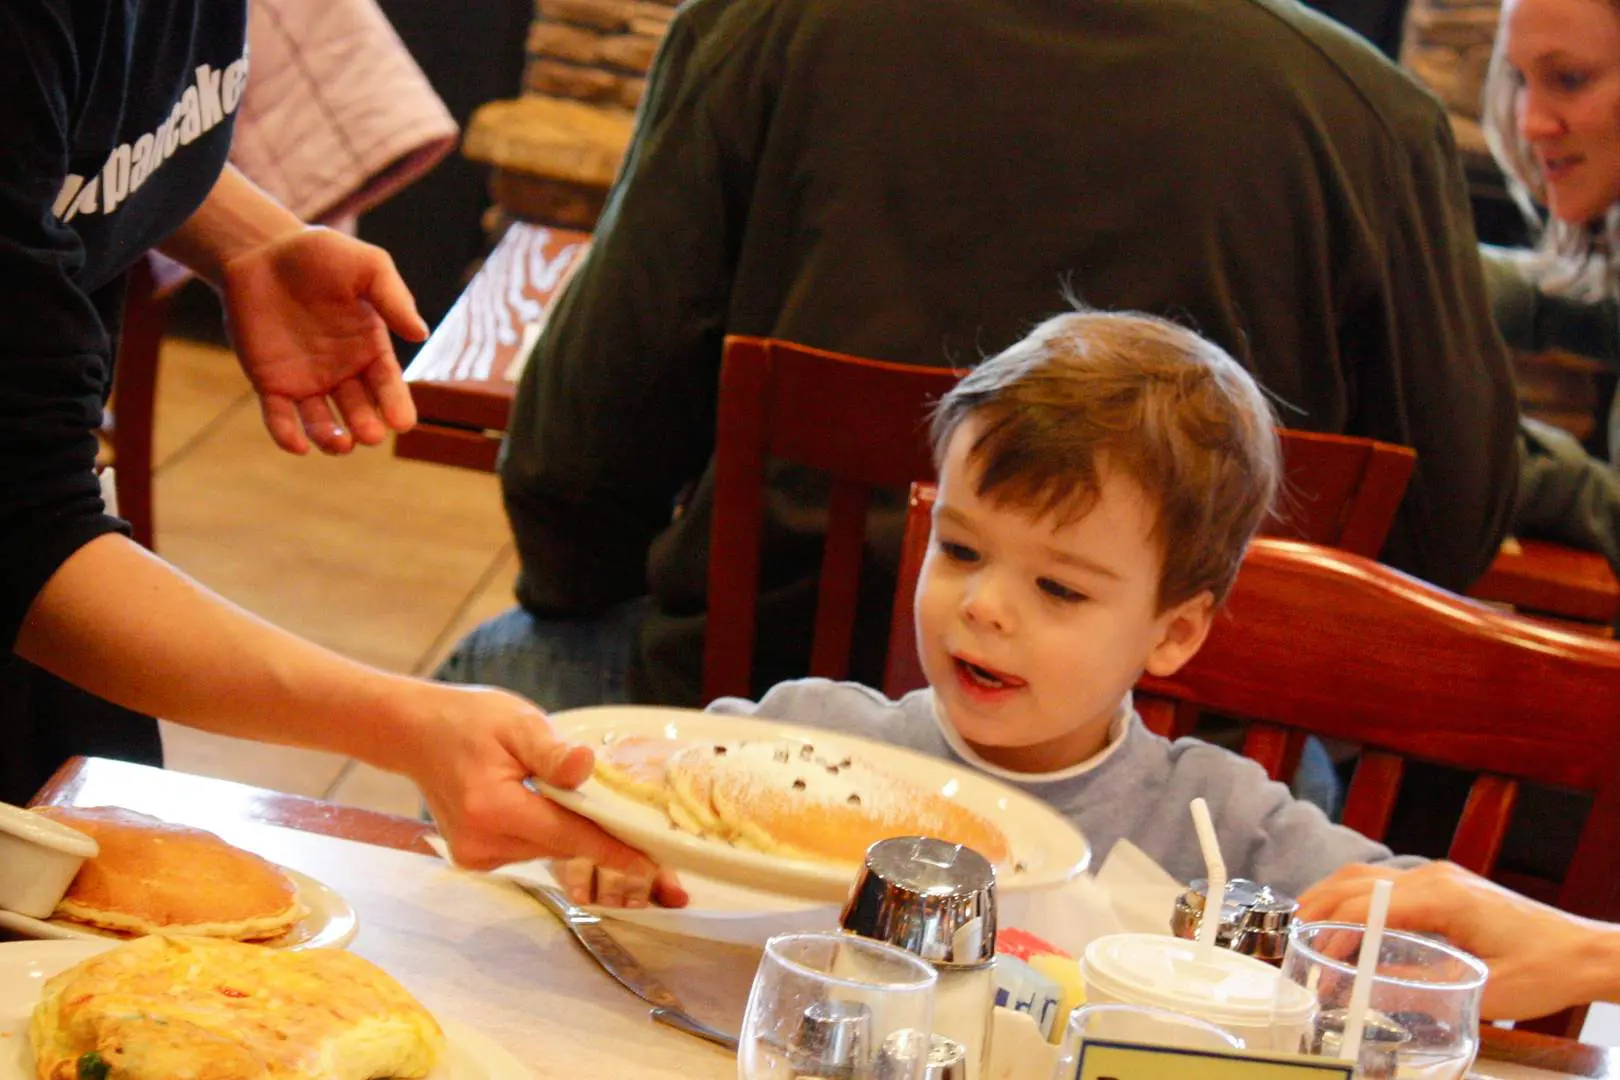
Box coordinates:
[1037,578,1087,603]
[938,539,980,564]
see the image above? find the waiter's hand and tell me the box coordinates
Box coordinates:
[221,226,426,455]
[396,680,665,879]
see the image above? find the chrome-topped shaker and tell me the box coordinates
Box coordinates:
[785,999,872,1078]
[1169,877,1298,964]
[840,837,997,1080]
[876,1029,968,1080]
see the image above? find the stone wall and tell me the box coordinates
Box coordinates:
[464,0,676,227]
[523,0,678,112]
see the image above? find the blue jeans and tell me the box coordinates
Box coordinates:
[433,598,652,711]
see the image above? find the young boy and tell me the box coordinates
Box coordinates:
[559,308,1410,908]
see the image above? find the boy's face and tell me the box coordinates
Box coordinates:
[915,420,1215,773]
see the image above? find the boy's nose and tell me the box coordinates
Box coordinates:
[961,578,1012,632]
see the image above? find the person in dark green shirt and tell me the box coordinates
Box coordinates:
[461,0,1519,711]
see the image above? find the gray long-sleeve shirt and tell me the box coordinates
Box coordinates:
[709,679,1414,897]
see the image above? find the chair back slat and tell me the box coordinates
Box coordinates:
[881,483,936,699]
[1340,750,1404,841]
[705,339,774,701]
[1447,775,1520,874]
[1265,430,1416,556]
[809,479,872,681]
[704,338,960,703]
[1240,722,1292,781]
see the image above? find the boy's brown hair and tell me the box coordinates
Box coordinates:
[931,309,1280,608]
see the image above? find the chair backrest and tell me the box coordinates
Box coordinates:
[1139,537,1620,1036]
[1263,430,1416,557]
[702,337,961,703]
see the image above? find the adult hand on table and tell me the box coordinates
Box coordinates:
[221,225,426,456]
[1299,861,1620,1019]
[396,681,680,888]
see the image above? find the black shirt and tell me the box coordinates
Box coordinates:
[0,0,247,802]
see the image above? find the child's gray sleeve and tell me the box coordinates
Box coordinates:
[1185,745,1424,897]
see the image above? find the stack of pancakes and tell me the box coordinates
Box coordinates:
[31,935,443,1080]
[32,807,307,941]
[596,735,1011,868]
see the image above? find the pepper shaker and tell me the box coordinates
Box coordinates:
[1170,878,1298,965]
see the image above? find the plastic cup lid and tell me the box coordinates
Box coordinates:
[1082,933,1315,1025]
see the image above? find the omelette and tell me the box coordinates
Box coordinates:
[30,935,445,1080]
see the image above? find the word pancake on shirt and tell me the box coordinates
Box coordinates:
[595,735,1011,868]
[30,934,443,1080]
[31,806,306,941]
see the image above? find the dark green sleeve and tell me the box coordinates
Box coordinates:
[498,8,753,615]
[1479,243,1620,367]
[1370,114,1520,592]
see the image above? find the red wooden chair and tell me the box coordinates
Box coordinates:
[1140,537,1620,1035]
[701,337,961,703]
[1469,538,1618,637]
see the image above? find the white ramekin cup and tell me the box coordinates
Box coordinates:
[0,803,99,918]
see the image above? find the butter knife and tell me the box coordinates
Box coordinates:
[512,879,740,1052]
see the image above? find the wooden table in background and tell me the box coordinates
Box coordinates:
[396,222,592,473]
[25,757,1620,1079]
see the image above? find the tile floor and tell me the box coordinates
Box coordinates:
[146,329,517,818]
[137,326,1620,1046]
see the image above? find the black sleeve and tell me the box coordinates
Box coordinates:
[1366,114,1520,592]
[0,2,130,650]
[498,11,753,615]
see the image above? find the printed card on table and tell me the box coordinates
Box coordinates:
[1074,1039,1356,1080]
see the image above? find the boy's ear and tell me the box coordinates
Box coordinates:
[1143,590,1216,678]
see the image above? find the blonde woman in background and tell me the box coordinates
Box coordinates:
[1479,0,1620,582]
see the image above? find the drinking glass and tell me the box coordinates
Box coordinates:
[1050,1003,1245,1080]
[1281,922,1487,1080]
[738,931,938,1080]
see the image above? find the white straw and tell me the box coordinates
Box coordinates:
[1188,798,1226,963]
[1339,878,1394,1064]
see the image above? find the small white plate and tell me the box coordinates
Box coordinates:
[537,705,1091,902]
[0,867,357,950]
[0,940,528,1080]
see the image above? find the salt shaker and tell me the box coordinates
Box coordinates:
[840,837,997,1080]
[1311,1007,1411,1079]
[786,1000,872,1079]
[877,1030,969,1080]
[1169,877,1298,964]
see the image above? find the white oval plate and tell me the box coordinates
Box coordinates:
[0,867,357,950]
[536,705,1091,903]
[0,939,528,1080]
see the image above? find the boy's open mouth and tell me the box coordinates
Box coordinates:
[953,655,1027,691]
